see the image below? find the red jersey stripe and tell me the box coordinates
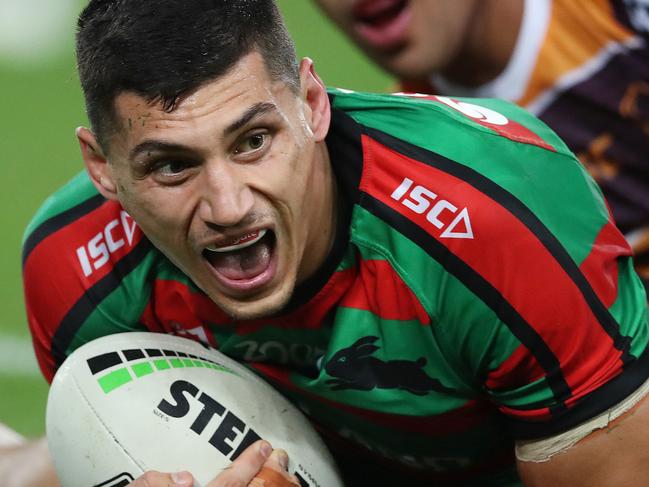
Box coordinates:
[139,269,358,336]
[339,259,430,324]
[485,343,546,391]
[360,136,623,401]
[24,200,144,379]
[579,221,630,308]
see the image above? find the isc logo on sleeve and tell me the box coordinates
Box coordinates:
[76,211,138,277]
[391,177,474,239]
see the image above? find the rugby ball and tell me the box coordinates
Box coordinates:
[46,332,343,487]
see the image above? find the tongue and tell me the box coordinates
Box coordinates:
[208,239,271,280]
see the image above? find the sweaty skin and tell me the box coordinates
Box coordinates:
[74,50,336,486]
[78,52,336,321]
[517,392,649,486]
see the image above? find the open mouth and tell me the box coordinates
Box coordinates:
[203,229,277,289]
[353,0,408,26]
[352,0,411,50]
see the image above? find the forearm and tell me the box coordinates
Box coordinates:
[0,435,59,487]
[517,389,649,486]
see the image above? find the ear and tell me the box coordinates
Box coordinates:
[351,336,380,357]
[356,344,380,358]
[353,336,379,347]
[298,57,331,142]
[76,127,118,200]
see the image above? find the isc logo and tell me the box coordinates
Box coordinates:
[391,177,473,239]
[76,211,138,277]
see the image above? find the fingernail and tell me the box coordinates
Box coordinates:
[276,449,289,470]
[171,471,193,486]
[259,440,273,458]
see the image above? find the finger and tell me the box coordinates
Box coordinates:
[207,440,272,486]
[248,450,300,487]
[266,449,290,472]
[127,470,194,487]
[250,468,300,487]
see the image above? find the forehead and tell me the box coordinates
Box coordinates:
[110,52,291,149]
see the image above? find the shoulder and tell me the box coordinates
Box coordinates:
[333,90,612,267]
[23,171,104,248]
[328,88,572,155]
[23,171,148,277]
[23,172,160,380]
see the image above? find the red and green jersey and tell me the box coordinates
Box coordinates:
[23,89,649,486]
[403,0,649,291]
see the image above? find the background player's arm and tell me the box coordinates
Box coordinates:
[516,392,649,486]
[0,425,59,487]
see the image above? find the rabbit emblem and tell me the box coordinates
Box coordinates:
[324,336,453,396]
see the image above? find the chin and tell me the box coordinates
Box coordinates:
[385,56,437,82]
[209,285,294,321]
[368,41,437,80]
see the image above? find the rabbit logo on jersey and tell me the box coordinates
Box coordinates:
[324,336,453,395]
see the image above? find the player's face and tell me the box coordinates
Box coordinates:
[88,52,334,319]
[314,0,481,80]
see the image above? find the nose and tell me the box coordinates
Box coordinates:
[197,162,254,227]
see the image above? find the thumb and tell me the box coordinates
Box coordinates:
[250,449,301,487]
[127,470,194,487]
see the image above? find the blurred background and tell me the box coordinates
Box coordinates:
[0,0,393,438]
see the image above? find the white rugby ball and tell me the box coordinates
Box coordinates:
[46,332,343,487]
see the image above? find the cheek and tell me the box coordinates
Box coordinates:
[416,1,472,45]
[260,142,310,191]
[119,185,190,235]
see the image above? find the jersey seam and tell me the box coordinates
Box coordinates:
[354,124,438,322]
[338,91,572,157]
[349,232,438,326]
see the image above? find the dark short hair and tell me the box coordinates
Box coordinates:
[76,0,299,149]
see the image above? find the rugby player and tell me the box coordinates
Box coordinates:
[15,0,649,485]
[313,0,649,292]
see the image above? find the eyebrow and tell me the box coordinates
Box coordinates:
[129,141,191,161]
[128,102,279,161]
[224,102,278,135]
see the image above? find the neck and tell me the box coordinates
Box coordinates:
[441,0,525,87]
[297,141,338,284]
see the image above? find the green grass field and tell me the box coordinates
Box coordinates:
[0,1,392,438]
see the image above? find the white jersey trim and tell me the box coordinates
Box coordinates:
[515,374,649,462]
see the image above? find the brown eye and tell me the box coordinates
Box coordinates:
[156,160,188,175]
[235,132,268,154]
[149,159,198,185]
[249,133,265,149]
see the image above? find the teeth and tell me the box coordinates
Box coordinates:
[205,229,267,253]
